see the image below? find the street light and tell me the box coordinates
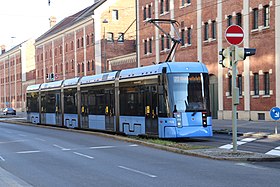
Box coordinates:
[102,19,108,72]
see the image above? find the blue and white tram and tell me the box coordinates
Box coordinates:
[26,62,212,138]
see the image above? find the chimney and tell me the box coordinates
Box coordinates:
[49,16,57,28]
[1,45,5,54]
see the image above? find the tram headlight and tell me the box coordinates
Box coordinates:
[174,112,182,128]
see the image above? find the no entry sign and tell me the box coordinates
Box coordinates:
[225,25,244,45]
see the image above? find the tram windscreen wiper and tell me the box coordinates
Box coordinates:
[191,111,198,116]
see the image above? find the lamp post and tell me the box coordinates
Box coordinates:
[103,19,108,73]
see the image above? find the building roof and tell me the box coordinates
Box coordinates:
[35,0,105,43]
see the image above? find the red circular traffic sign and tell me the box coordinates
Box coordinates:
[225,25,244,45]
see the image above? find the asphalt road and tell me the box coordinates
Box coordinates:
[1,122,280,187]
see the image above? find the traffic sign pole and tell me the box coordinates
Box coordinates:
[270,107,280,134]
[231,45,238,153]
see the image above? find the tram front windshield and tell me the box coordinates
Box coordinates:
[168,73,208,112]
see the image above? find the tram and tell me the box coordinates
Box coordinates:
[26,62,212,138]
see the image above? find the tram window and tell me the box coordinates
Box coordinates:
[88,90,105,115]
[158,94,167,117]
[120,87,144,116]
[27,93,39,112]
[64,89,77,114]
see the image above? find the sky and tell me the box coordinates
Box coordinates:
[0,0,96,50]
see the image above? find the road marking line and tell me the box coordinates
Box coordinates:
[0,140,25,144]
[89,145,115,149]
[237,141,247,145]
[118,166,157,178]
[235,163,267,170]
[241,138,257,142]
[0,156,5,161]
[53,144,71,151]
[265,149,280,156]
[18,134,27,137]
[129,144,139,147]
[35,138,46,142]
[219,144,232,149]
[219,137,258,150]
[73,152,94,159]
[17,150,41,154]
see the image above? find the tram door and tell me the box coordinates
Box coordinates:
[81,91,89,129]
[144,85,158,135]
[55,93,62,125]
[105,89,114,131]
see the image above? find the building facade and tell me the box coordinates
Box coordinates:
[0,39,36,111]
[138,0,279,121]
[35,0,136,84]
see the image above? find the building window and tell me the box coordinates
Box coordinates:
[71,41,74,50]
[236,13,242,27]
[72,60,74,70]
[165,0,169,12]
[253,8,258,29]
[181,28,185,46]
[148,5,152,18]
[65,43,68,52]
[77,39,80,48]
[254,73,259,95]
[60,46,62,54]
[161,35,165,50]
[143,7,147,20]
[166,36,170,49]
[112,10,119,20]
[81,37,84,47]
[55,48,57,56]
[92,60,95,71]
[204,22,209,41]
[187,28,192,45]
[77,64,80,73]
[117,33,124,43]
[107,32,114,42]
[160,0,164,14]
[65,62,68,72]
[149,39,152,53]
[264,72,270,95]
[212,20,216,39]
[227,15,232,26]
[81,63,84,73]
[181,0,185,6]
[263,5,270,27]
[144,40,148,54]
[87,61,90,71]
[87,35,89,45]
[237,75,242,96]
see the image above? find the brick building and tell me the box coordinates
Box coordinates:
[0,39,36,111]
[138,0,280,121]
[35,0,136,84]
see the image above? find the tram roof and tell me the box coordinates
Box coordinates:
[26,84,41,91]
[119,62,208,79]
[41,80,64,90]
[80,71,118,85]
[63,77,80,87]
[163,62,209,73]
